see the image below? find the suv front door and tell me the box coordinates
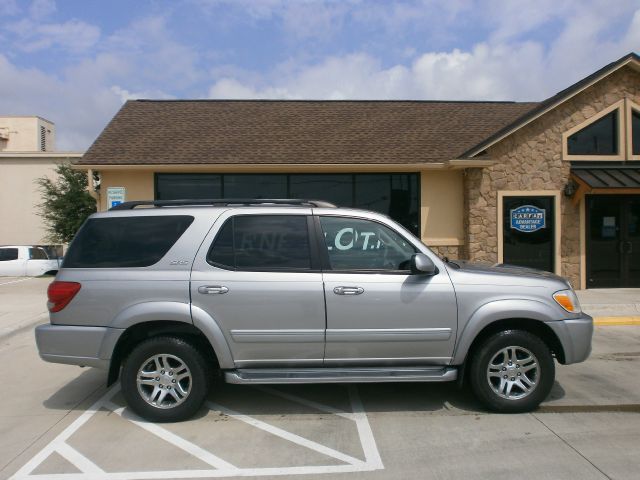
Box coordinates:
[317,215,458,366]
[191,210,326,367]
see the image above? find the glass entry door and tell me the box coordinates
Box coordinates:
[587,195,640,288]
[502,196,555,272]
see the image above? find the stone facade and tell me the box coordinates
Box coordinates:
[463,66,640,287]
[430,245,461,259]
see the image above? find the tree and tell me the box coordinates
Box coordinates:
[37,164,97,243]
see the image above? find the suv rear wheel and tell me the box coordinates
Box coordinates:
[469,330,555,413]
[121,336,211,422]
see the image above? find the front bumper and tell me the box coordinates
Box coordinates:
[545,313,594,364]
[35,324,124,369]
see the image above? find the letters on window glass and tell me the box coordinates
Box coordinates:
[319,216,415,271]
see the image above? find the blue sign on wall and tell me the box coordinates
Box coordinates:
[510,205,546,233]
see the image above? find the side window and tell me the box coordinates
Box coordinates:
[319,216,416,271]
[0,248,19,261]
[207,215,312,271]
[29,248,48,260]
[63,216,194,268]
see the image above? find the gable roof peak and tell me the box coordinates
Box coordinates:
[461,51,640,158]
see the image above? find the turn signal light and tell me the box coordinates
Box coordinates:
[553,290,581,314]
[47,281,81,313]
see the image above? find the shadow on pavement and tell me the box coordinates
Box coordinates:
[42,369,568,417]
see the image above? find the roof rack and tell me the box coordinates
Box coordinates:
[109,198,337,210]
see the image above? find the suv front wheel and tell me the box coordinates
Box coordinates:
[469,330,555,413]
[121,336,211,422]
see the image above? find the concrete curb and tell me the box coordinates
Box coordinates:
[594,316,640,326]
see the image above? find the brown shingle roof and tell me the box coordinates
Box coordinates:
[78,100,538,166]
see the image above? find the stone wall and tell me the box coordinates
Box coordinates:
[430,245,461,259]
[463,66,640,287]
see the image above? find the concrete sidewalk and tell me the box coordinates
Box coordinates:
[577,288,640,320]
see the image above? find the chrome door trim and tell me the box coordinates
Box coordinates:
[326,327,452,342]
[230,329,325,343]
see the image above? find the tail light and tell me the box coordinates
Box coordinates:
[47,281,81,312]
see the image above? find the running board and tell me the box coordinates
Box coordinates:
[224,366,457,384]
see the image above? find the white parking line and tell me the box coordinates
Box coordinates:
[207,401,365,467]
[104,401,237,470]
[0,278,32,286]
[11,385,384,479]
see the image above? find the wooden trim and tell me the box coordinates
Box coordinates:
[561,100,626,161]
[0,152,82,159]
[628,98,640,161]
[579,196,586,290]
[497,190,562,275]
[423,238,465,246]
[71,162,447,172]
[446,159,496,168]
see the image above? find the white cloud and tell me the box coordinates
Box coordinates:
[208,44,546,101]
[0,13,199,150]
[0,54,122,150]
[1,0,639,151]
[208,3,640,102]
[7,18,100,53]
[29,0,56,20]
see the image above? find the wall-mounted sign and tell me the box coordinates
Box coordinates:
[510,205,546,233]
[106,187,126,208]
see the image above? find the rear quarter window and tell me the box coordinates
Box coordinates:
[0,248,19,261]
[63,215,194,268]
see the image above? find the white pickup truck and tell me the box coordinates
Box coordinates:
[0,245,61,276]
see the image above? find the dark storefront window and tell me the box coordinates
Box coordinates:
[502,196,555,272]
[156,174,222,199]
[155,173,420,235]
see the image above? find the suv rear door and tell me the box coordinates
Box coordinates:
[190,209,326,367]
[316,214,458,366]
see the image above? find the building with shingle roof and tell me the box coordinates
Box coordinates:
[77,53,640,289]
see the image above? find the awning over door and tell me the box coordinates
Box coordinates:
[570,165,640,204]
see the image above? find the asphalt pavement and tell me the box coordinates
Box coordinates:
[1,277,640,480]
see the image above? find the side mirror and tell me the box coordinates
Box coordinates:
[410,253,437,275]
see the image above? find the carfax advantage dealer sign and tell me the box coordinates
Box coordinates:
[510,205,546,233]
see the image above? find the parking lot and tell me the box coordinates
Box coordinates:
[1,277,640,480]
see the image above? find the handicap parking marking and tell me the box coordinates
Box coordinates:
[10,385,384,479]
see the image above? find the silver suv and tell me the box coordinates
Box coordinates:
[36,199,593,422]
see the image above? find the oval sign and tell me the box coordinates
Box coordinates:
[510,205,546,233]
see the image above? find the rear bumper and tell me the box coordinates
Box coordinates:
[35,324,124,369]
[545,313,594,365]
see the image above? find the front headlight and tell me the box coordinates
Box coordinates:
[553,289,582,313]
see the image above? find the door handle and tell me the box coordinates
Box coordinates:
[623,241,633,254]
[333,286,364,295]
[198,285,229,294]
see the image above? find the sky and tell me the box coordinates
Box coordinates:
[1,0,639,151]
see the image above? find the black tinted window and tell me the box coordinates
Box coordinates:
[319,216,416,271]
[29,248,48,260]
[0,248,18,261]
[208,219,234,268]
[207,215,311,270]
[633,110,640,156]
[63,216,194,268]
[567,111,618,155]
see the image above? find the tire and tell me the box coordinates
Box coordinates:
[121,336,211,422]
[468,330,555,413]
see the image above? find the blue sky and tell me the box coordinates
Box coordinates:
[1,0,639,150]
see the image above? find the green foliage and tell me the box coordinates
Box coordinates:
[37,164,97,243]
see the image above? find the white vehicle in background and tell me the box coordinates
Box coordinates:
[0,245,61,276]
